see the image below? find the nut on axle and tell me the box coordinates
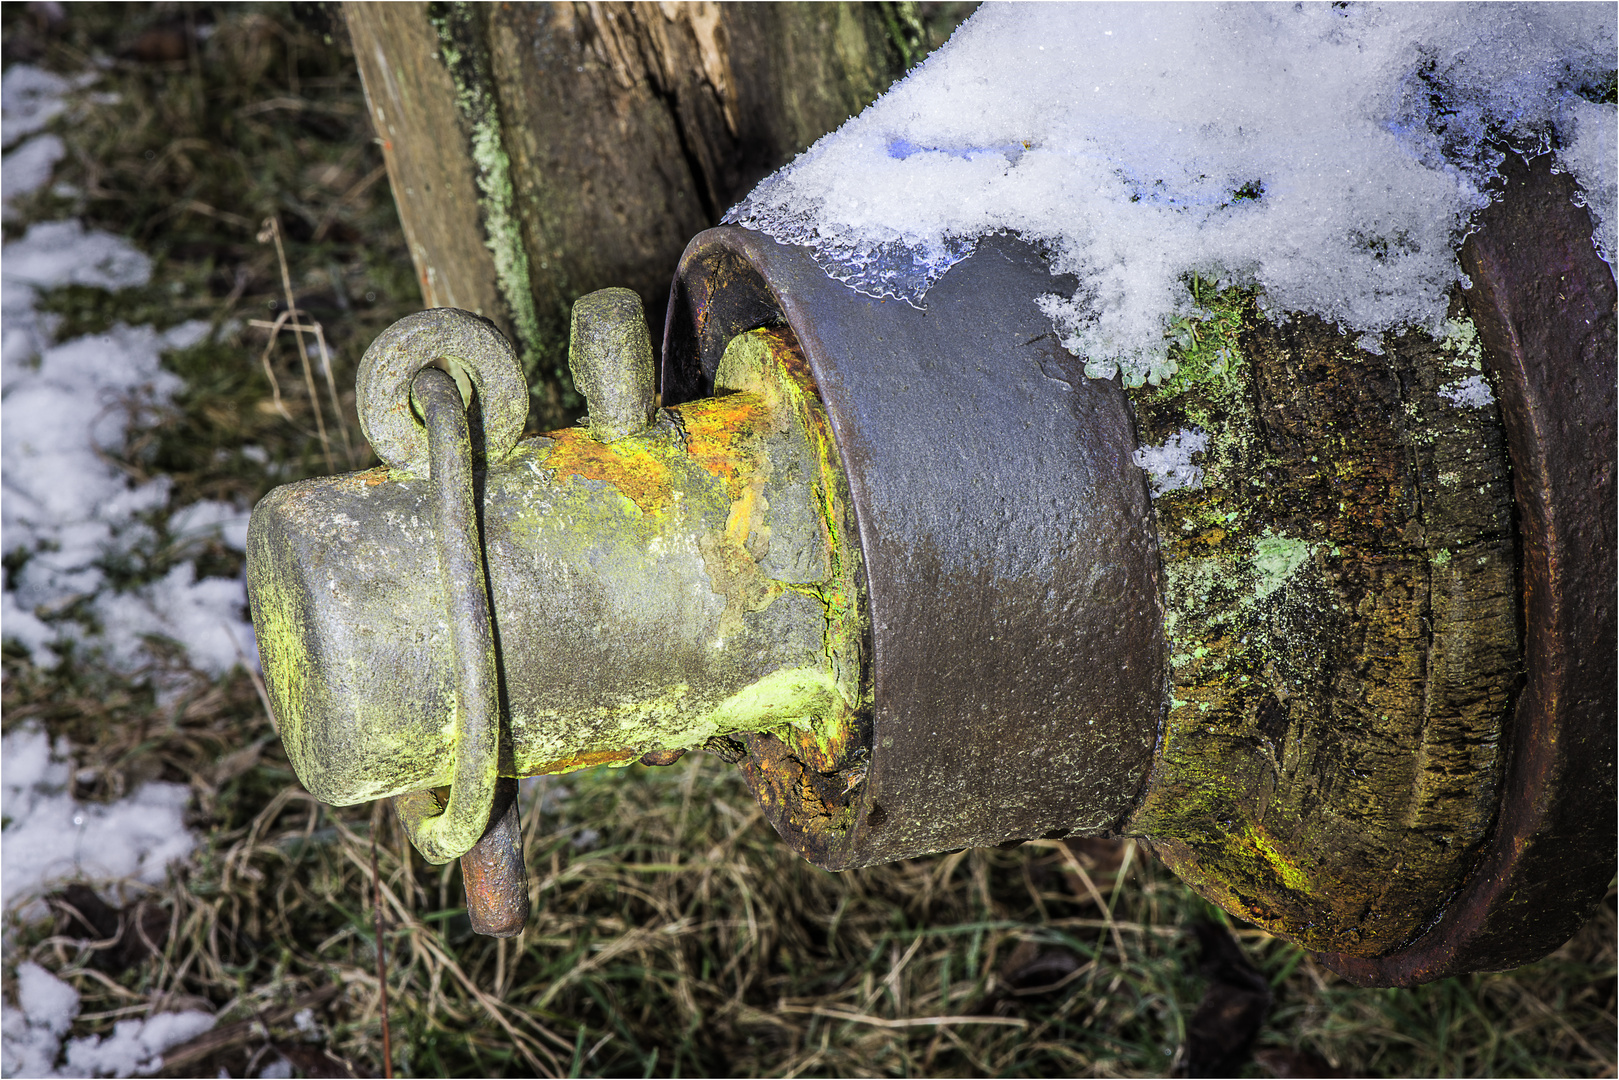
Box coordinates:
[248,296,866,933]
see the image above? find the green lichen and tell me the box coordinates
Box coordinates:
[1251,530,1312,602]
[428,4,545,392]
[716,330,868,714]
[1241,822,1314,895]
[700,668,845,744]
[1125,278,1522,954]
[1437,315,1485,371]
[1159,274,1253,397]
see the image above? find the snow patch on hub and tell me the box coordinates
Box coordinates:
[729,4,1615,386]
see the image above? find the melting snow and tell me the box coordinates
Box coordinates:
[0,723,201,1077]
[729,3,1616,386]
[0,63,242,1080]
[1439,373,1497,409]
[2,150,255,677]
[0,727,196,920]
[1,134,64,221]
[0,66,93,150]
[1,962,215,1079]
[1133,428,1209,498]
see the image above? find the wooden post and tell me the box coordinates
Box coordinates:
[345,1,969,429]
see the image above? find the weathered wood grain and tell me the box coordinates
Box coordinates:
[1127,297,1519,957]
[344,2,960,429]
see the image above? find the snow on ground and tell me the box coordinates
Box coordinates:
[1,219,255,676]
[1,65,93,150]
[2,962,215,1079]
[1,65,252,1078]
[729,3,1616,386]
[0,726,196,920]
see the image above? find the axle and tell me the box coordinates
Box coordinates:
[245,158,1614,984]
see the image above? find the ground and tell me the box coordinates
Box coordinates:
[1,4,1614,1078]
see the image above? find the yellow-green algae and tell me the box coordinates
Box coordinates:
[247,326,868,818]
[1125,281,1518,955]
[429,4,545,389]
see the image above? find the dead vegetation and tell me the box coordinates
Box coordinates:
[2,4,1614,1077]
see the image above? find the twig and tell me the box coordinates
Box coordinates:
[247,313,356,468]
[1043,839,1130,978]
[254,309,298,427]
[146,197,258,233]
[312,162,387,243]
[775,1005,1028,1030]
[372,819,394,1080]
[309,318,357,467]
[259,216,334,472]
[158,985,342,1073]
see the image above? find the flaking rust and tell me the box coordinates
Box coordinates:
[710,327,872,865]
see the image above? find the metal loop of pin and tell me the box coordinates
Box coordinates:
[391,364,529,937]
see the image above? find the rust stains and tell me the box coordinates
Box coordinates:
[758,325,819,391]
[542,428,673,513]
[333,465,393,490]
[734,730,861,867]
[525,747,637,775]
[680,390,770,499]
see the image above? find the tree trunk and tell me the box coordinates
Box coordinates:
[345,1,971,430]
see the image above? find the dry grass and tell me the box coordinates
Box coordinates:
[2,4,1615,1078]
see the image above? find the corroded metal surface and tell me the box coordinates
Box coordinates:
[569,288,656,443]
[389,365,502,865]
[248,311,863,806]
[354,307,528,478]
[458,779,529,938]
[252,164,1611,963]
[665,228,1168,868]
[1323,154,1618,985]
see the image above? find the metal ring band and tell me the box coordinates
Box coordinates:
[355,308,528,479]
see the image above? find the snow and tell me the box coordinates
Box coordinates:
[0,62,242,1080]
[1133,428,1209,498]
[1,219,152,291]
[1,727,197,918]
[1559,96,1617,263]
[1,227,256,678]
[0,728,210,1077]
[0,67,90,150]
[256,1055,295,1079]
[169,500,252,554]
[2,963,80,1078]
[62,1009,217,1079]
[94,562,258,677]
[729,3,1616,387]
[1439,373,1496,409]
[2,134,65,220]
[1,962,216,1079]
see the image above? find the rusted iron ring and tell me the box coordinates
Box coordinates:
[389,366,504,865]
